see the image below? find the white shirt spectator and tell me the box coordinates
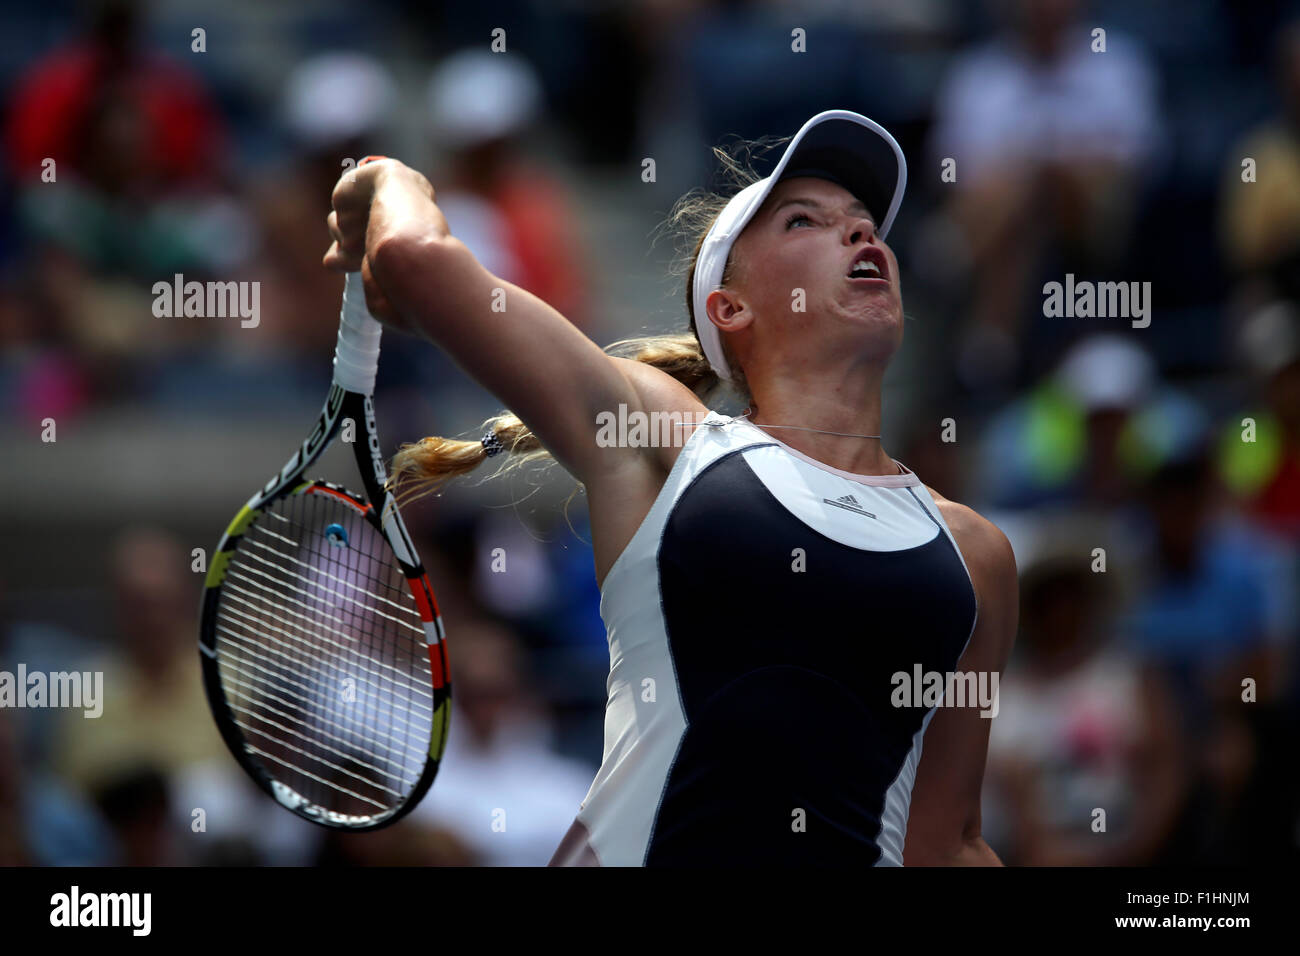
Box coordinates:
[411,704,595,866]
[931,29,1159,183]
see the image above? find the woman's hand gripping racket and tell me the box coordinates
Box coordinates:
[199,271,450,830]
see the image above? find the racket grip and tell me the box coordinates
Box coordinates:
[333,273,383,394]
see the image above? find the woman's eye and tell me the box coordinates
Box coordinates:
[785,212,812,229]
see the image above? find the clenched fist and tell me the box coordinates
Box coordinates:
[322,156,437,331]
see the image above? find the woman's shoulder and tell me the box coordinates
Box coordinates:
[926,487,1019,662]
[607,355,712,474]
[925,486,1018,584]
[608,355,710,417]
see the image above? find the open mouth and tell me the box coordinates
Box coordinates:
[847,247,888,283]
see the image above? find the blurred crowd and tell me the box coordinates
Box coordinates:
[1,0,1298,865]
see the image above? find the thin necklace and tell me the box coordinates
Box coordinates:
[721,407,882,440]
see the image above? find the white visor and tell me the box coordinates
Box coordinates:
[691,109,907,383]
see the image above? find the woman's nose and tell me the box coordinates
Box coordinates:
[847,217,876,244]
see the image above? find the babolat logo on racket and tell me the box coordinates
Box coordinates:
[364,395,388,484]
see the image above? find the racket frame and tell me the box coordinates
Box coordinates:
[198,277,449,831]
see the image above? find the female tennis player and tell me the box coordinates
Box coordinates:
[323,110,1018,866]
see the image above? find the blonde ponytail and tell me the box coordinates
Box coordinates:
[387,332,725,504]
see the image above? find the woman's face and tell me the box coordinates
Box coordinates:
[710,176,904,372]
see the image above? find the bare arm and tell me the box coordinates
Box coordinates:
[322,159,665,488]
[903,497,1018,866]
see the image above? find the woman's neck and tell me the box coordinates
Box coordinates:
[745,385,895,477]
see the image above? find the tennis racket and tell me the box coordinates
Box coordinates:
[199,271,450,830]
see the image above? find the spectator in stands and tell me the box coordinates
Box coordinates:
[1126,438,1298,862]
[929,0,1159,388]
[984,533,1187,865]
[1220,19,1300,304]
[51,528,228,812]
[410,616,594,866]
[3,0,253,416]
[426,50,590,330]
[254,52,399,357]
[5,0,242,279]
[0,706,116,865]
[1219,302,1300,540]
[1126,441,1295,716]
[976,335,1196,512]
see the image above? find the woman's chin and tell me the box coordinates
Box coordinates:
[851,310,905,361]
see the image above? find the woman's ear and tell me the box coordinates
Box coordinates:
[705,286,752,335]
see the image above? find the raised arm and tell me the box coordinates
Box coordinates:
[322,158,667,487]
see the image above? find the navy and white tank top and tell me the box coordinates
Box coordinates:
[550,409,979,866]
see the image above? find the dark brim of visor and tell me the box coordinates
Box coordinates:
[775,121,899,229]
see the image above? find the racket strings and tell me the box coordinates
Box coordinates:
[215,629,429,753]
[214,488,432,818]
[217,580,433,707]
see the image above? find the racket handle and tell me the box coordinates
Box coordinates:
[333,272,383,394]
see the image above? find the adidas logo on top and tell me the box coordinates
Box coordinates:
[823,492,876,519]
